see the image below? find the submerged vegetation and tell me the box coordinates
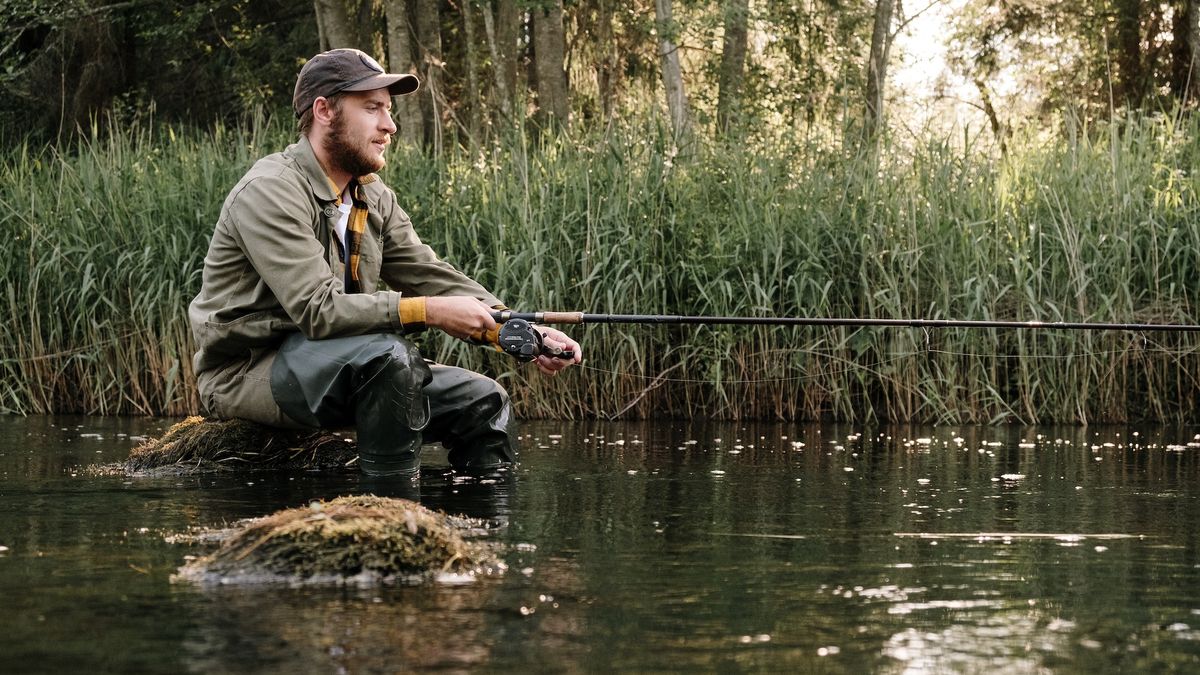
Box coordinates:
[1,110,1199,424]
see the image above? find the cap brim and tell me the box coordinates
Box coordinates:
[342,73,420,97]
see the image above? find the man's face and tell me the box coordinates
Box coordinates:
[323,89,397,177]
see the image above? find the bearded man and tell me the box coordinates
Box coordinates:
[188,48,581,477]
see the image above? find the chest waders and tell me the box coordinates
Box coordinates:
[270,333,516,477]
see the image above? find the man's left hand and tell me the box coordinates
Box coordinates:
[535,327,582,376]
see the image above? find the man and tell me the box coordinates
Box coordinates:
[188,48,580,477]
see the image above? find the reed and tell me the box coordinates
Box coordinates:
[2,110,1198,423]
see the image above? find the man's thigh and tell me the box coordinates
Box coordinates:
[270,332,430,429]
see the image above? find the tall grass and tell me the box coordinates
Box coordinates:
[0,117,272,416]
[2,110,1198,423]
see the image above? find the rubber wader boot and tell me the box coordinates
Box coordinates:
[443,393,516,471]
[354,348,434,477]
[421,365,517,471]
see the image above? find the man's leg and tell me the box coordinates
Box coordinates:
[271,332,433,477]
[422,364,517,470]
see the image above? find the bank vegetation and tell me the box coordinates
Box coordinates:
[2,110,1198,423]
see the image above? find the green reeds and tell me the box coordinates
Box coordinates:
[0,119,265,416]
[2,111,1198,422]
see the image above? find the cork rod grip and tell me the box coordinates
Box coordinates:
[538,311,585,324]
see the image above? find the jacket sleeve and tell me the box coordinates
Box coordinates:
[375,188,504,307]
[227,174,404,339]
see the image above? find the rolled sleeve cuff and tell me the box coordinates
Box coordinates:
[398,296,428,331]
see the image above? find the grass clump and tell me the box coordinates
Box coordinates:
[173,495,502,585]
[123,416,355,475]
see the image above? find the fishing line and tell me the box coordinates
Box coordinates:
[576,349,939,386]
[568,341,1200,385]
[494,309,1200,382]
[495,310,1200,333]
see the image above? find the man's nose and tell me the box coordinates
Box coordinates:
[381,113,397,134]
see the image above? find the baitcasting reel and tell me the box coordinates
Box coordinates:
[497,318,574,362]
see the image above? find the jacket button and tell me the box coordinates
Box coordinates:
[323,206,338,217]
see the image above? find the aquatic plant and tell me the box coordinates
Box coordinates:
[124,416,355,474]
[173,495,501,584]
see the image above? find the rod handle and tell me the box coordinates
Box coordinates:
[491,310,585,324]
[539,311,585,324]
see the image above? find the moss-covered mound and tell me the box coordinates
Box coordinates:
[123,416,357,474]
[173,495,502,585]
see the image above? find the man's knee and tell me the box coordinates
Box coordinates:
[352,335,434,476]
[358,335,434,431]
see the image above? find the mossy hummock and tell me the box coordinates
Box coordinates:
[123,416,357,474]
[173,495,503,584]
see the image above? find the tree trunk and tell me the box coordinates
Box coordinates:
[313,0,373,50]
[481,6,511,119]
[1186,0,1200,102]
[532,0,570,126]
[482,0,522,123]
[1113,0,1145,106]
[356,0,379,55]
[1171,0,1190,97]
[594,0,618,120]
[462,0,483,144]
[974,78,1008,156]
[314,0,356,49]
[414,0,444,153]
[716,0,750,131]
[384,0,423,148]
[498,0,521,116]
[863,0,895,139]
[654,0,691,142]
[314,1,329,50]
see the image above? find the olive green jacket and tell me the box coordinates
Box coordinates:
[188,135,501,396]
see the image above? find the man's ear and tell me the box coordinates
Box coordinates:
[312,97,337,128]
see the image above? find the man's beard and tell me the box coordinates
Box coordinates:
[323,113,385,177]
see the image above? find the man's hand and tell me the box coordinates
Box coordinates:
[534,326,582,376]
[425,296,497,341]
[426,299,581,375]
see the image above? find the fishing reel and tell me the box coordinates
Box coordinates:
[497,319,574,362]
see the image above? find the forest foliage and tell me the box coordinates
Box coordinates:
[5,0,1200,146]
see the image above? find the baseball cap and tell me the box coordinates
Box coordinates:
[293,48,420,117]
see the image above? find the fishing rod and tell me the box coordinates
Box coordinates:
[487,310,1200,361]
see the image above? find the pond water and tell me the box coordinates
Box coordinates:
[1,415,1200,672]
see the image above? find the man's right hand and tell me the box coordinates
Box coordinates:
[425,296,498,341]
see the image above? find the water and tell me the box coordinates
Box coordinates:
[1,416,1200,672]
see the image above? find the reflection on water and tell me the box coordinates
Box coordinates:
[1,416,1199,672]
